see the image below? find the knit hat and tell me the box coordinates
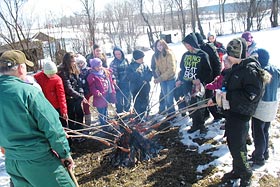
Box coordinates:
[133,49,145,60]
[182,33,200,49]
[0,50,34,70]
[256,48,270,68]
[90,58,102,68]
[226,38,247,59]
[207,31,216,39]
[43,61,57,75]
[241,31,253,42]
[75,54,86,65]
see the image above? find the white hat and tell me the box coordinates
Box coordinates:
[44,61,57,75]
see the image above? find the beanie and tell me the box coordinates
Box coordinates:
[241,31,253,42]
[43,61,57,75]
[226,38,247,59]
[256,48,270,68]
[182,33,200,49]
[75,54,86,65]
[133,50,145,60]
[207,31,216,39]
[90,58,102,68]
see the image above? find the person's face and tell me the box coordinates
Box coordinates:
[183,42,193,52]
[70,58,76,65]
[223,56,232,69]
[114,50,122,60]
[94,48,102,58]
[77,61,85,68]
[18,63,27,80]
[208,36,215,43]
[156,42,163,52]
[135,57,144,64]
[94,65,102,71]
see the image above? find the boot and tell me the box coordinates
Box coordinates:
[84,114,92,126]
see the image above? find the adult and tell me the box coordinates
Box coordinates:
[127,49,153,120]
[110,46,131,113]
[0,50,75,187]
[87,58,116,133]
[209,38,269,186]
[58,52,86,132]
[176,33,212,134]
[76,54,92,126]
[154,39,177,120]
[241,31,258,58]
[86,44,108,68]
[34,61,68,127]
[251,48,279,166]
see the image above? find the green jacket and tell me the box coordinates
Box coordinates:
[0,75,70,160]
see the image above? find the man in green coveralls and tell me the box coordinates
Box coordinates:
[0,50,76,187]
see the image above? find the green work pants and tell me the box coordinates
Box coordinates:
[5,152,75,187]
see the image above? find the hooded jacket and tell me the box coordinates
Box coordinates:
[223,57,266,118]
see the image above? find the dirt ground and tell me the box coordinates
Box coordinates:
[71,113,280,187]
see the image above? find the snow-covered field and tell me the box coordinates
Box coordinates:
[1,27,280,186]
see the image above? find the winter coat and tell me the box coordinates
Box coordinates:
[212,40,226,62]
[154,49,177,82]
[200,43,221,78]
[87,68,116,108]
[178,49,213,85]
[0,75,70,160]
[127,61,153,94]
[253,64,280,122]
[57,69,84,100]
[247,41,258,58]
[110,47,129,84]
[223,57,266,118]
[34,71,68,115]
[205,69,230,90]
[79,66,91,96]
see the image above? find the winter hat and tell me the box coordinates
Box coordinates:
[226,37,247,59]
[90,58,102,68]
[133,49,145,60]
[207,31,216,39]
[256,48,270,68]
[241,31,253,42]
[43,61,57,75]
[182,33,200,49]
[75,54,86,65]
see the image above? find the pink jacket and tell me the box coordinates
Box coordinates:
[87,69,116,108]
[205,74,224,90]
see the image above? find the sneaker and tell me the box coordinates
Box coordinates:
[264,152,269,160]
[248,157,265,166]
[187,126,200,133]
[222,170,240,182]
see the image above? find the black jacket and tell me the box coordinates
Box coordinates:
[223,58,264,117]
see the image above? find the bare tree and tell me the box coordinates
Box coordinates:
[255,0,270,31]
[270,0,279,27]
[140,0,155,48]
[174,0,187,38]
[0,0,39,70]
[80,0,96,44]
[219,0,227,23]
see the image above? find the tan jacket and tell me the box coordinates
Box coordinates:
[155,50,177,82]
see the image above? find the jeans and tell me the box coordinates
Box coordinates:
[160,79,175,115]
[251,117,270,160]
[97,107,108,126]
[116,82,131,113]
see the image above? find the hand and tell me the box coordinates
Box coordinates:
[97,92,102,97]
[175,81,182,87]
[62,113,68,121]
[207,99,215,106]
[62,156,75,170]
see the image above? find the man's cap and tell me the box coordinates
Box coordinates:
[0,50,34,68]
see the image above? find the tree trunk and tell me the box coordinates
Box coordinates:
[270,0,278,27]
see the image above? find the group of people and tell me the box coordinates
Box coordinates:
[0,30,279,187]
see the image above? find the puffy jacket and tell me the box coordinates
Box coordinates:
[34,71,67,115]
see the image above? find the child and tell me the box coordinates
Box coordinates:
[127,50,153,120]
[87,58,116,134]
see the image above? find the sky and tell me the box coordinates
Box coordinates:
[0,27,280,186]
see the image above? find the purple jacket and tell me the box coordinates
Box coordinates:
[87,69,116,108]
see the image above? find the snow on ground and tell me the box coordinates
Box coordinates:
[1,27,280,186]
